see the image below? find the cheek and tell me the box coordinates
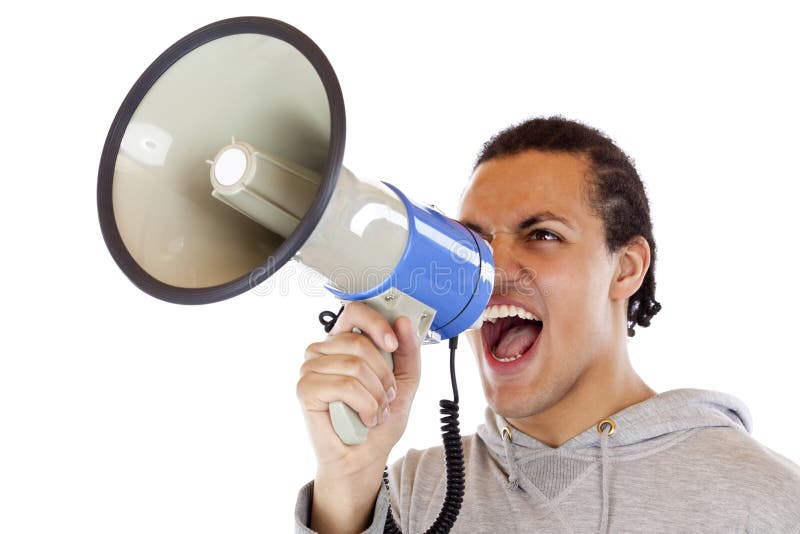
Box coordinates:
[539,256,606,334]
[533,256,581,308]
[466,329,491,375]
[465,329,482,356]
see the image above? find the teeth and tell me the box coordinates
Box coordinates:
[481,304,541,323]
[490,350,524,363]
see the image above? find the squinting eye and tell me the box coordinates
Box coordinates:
[527,229,560,241]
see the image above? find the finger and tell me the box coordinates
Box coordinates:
[328,301,399,354]
[306,333,396,392]
[296,372,383,428]
[390,316,422,381]
[300,354,390,413]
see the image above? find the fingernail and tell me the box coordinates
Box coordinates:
[380,406,390,424]
[370,414,378,427]
[387,387,396,402]
[384,333,398,351]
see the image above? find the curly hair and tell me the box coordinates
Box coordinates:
[474,116,662,337]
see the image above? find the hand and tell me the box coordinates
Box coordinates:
[297,301,422,533]
[297,301,422,478]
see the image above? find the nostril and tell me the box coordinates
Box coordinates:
[493,264,527,287]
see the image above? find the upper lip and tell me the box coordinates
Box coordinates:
[486,295,544,322]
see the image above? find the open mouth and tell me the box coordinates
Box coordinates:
[481,304,543,363]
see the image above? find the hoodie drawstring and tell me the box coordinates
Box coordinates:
[597,418,615,534]
[501,419,615,533]
[501,425,522,491]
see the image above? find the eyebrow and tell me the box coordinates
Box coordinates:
[516,211,575,232]
[464,211,575,235]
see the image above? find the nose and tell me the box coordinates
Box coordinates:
[490,233,528,293]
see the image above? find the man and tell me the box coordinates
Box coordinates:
[294,117,800,533]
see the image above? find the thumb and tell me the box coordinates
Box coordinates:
[390,316,421,383]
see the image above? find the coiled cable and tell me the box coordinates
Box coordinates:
[383,335,464,533]
[319,307,465,533]
[318,306,345,333]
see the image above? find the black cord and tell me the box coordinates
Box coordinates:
[383,335,464,533]
[319,306,345,333]
[317,308,465,533]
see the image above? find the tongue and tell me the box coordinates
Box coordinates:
[494,323,540,359]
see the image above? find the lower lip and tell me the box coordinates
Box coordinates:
[482,325,542,376]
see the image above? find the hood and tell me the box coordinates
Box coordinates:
[475,388,752,533]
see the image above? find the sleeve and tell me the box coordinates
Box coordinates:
[293,479,394,534]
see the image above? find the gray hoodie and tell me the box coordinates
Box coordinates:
[295,389,800,533]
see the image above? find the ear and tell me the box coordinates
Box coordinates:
[609,236,650,301]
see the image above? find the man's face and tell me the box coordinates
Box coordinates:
[458,150,620,419]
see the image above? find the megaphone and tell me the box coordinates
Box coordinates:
[97,16,493,450]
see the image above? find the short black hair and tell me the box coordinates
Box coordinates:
[475,116,662,336]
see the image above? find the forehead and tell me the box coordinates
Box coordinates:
[458,150,592,229]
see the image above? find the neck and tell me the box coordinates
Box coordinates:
[507,349,656,448]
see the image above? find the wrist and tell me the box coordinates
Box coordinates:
[311,473,383,534]
[317,450,388,483]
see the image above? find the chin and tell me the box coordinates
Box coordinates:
[490,400,543,420]
[484,384,541,419]
[483,377,561,420]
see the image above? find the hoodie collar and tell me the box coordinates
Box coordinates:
[478,388,752,457]
[476,389,752,534]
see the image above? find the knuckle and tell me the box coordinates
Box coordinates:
[338,375,358,394]
[382,373,395,391]
[304,343,321,360]
[299,359,314,375]
[363,393,379,414]
[346,355,370,377]
[376,388,388,407]
[353,334,374,353]
[350,356,380,390]
[341,375,367,401]
[326,330,345,342]
[295,377,309,400]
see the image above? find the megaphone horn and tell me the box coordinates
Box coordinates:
[98,17,346,304]
[97,19,494,532]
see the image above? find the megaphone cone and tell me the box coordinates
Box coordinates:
[98,14,492,478]
[98,17,346,304]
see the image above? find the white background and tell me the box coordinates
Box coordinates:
[2,1,799,532]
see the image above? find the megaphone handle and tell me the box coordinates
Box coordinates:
[328,326,393,445]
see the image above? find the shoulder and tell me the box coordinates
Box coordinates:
[678,426,800,528]
[385,435,488,531]
[681,426,800,483]
[389,433,483,487]
[391,433,482,468]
